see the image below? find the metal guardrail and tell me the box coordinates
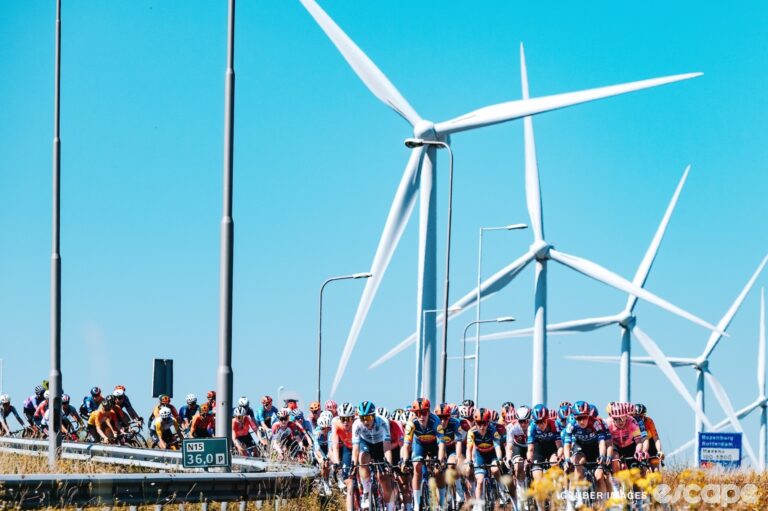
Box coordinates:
[0,437,269,472]
[0,470,318,509]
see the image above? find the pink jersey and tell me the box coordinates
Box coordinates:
[606,416,643,449]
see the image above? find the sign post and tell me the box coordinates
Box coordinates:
[182,438,231,470]
[698,432,742,469]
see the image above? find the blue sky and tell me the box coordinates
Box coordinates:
[0,1,766,463]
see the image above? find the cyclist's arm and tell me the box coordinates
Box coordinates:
[12,408,25,427]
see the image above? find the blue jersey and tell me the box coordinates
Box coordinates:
[1,404,24,425]
[562,416,608,445]
[255,405,279,427]
[81,396,101,415]
[437,417,465,447]
[526,419,560,445]
[179,404,199,423]
[404,414,441,446]
[313,425,330,455]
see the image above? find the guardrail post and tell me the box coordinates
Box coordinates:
[129,506,137,511]
[154,505,162,511]
[239,501,246,511]
[221,502,228,511]
[201,502,208,511]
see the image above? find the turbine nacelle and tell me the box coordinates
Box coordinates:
[413,120,438,141]
[694,359,710,372]
[530,240,551,260]
[618,311,636,329]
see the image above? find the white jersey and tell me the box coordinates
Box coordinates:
[352,416,391,445]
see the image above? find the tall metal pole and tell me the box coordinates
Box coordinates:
[619,326,632,402]
[465,317,515,403]
[216,0,236,453]
[48,0,63,470]
[694,369,705,466]
[317,273,371,403]
[437,142,454,405]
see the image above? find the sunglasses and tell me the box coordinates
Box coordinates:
[340,417,353,423]
[476,421,488,426]
[279,417,288,422]
[576,415,589,421]
[438,415,450,420]
[361,414,375,421]
[415,410,429,416]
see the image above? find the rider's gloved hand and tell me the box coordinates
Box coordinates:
[562,459,571,472]
[634,450,648,461]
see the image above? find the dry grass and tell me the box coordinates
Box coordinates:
[0,452,158,475]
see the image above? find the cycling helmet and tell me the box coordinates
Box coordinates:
[450,404,460,418]
[605,401,615,416]
[319,410,334,422]
[571,401,590,417]
[261,395,272,406]
[532,404,548,422]
[90,386,101,397]
[309,401,321,413]
[589,404,598,417]
[114,385,126,392]
[392,408,405,419]
[234,406,247,417]
[277,408,290,420]
[318,415,332,428]
[412,397,431,413]
[104,395,116,407]
[159,395,171,405]
[501,401,514,411]
[557,403,572,421]
[393,409,408,423]
[376,406,389,418]
[62,394,70,404]
[238,396,249,407]
[516,406,532,421]
[291,409,304,421]
[434,403,452,418]
[548,408,558,420]
[200,403,210,414]
[113,388,125,397]
[633,403,647,416]
[186,394,198,404]
[44,390,50,399]
[159,406,172,420]
[503,407,517,424]
[610,402,630,419]
[338,402,355,418]
[473,408,492,423]
[458,405,475,419]
[489,409,500,423]
[34,385,45,396]
[324,399,337,412]
[462,399,475,408]
[0,394,9,405]
[358,401,376,417]
[207,390,216,399]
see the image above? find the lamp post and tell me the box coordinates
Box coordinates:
[418,307,461,398]
[463,317,516,401]
[216,0,236,450]
[474,224,527,403]
[48,0,63,470]
[404,138,454,404]
[318,273,372,402]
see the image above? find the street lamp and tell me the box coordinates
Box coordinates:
[318,273,372,402]
[277,386,285,405]
[474,224,527,403]
[418,307,461,398]
[404,138,454,404]
[463,317,516,401]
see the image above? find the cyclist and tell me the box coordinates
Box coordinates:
[633,404,664,470]
[33,391,50,426]
[150,395,180,425]
[284,398,299,411]
[291,408,314,445]
[325,399,338,417]
[255,395,279,445]
[189,403,215,438]
[179,394,200,433]
[352,401,393,510]
[232,406,259,456]
[436,403,465,505]
[80,387,103,420]
[562,401,610,495]
[237,396,255,419]
[379,407,408,507]
[88,396,119,443]
[206,390,217,413]
[555,402,572,460]
[402,397,440,511]
[271,408,304,460]
[466,408,505,510]
[313,414,333,495]
[60,394,85,436]
[113,385,140,421]
[505,405,532,504]
[151,406,181,450]
[331,402,356,511]
[110,390,132,432]
[606,402,646,474]
[1,394,26,434]
[23,386,46,425]
[308,401,322,428]
[526,405,563,484]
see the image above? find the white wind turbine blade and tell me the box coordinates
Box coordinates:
[368,249,537,369]
[625,165,690,314]
[567,355,695,367]
[299,0,422,126]
[433,72,702,135]
[759,288,765,394]
[700,254,768,361]
[329,147,424,396]
[704,370,759,467]
[480,315,620,341]
[706,399,766,433]
[549,249,725,335]
[632,326,713,429]
[519,43,544,241]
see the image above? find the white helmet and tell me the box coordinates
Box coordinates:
[394,410,408,423]
[0,394,9,405]
[319,410,333,422]
[159,406,172,420]
[113,388,125,397]
[186,393,197,404]
[318,415,332,428]
[44,390,50,399]
[376,407,389,418]
[238,396,249,407]
[338,402,355,418]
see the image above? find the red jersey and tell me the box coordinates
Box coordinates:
[389,419,404,448]
[232,416,257,437]
[331,416,353,449]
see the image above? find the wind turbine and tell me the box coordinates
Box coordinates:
[366,43,718,404]
[568,256,768,467]
[669,288,766,469]
[473,164,693,403]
